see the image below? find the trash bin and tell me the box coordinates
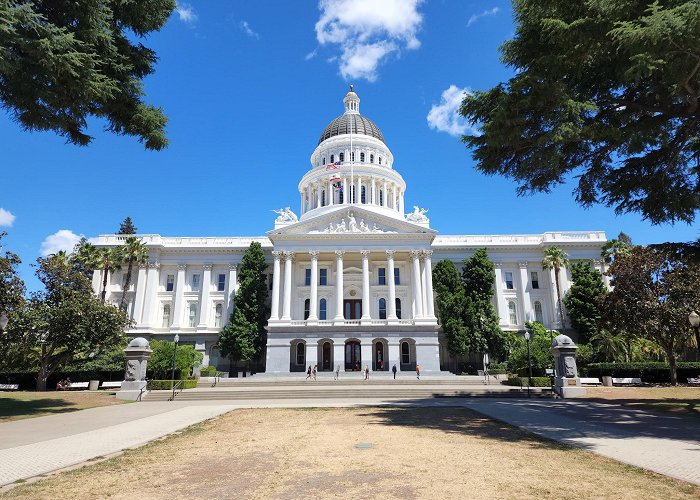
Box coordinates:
[88,380,100,391]
[602,376,613,387]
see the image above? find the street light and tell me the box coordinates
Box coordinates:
[524,328,533,398]
[0,312,8,333]
[170,334,180,386]
[689,311,700,360]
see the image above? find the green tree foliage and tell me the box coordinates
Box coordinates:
[147,339,203,379]
[601,246,700,384]
[433,259,470,356]
[0,1,174,150]
[459,1,700,225]
[563,260,607,344]
[97,246,122,303]
[7,254,129,390]
[118,217,137,235]
[542,247,569,329]
[218,242,269,367]
[119,236,148,310]
[0,231,25,316]
[601,232,633,265]
[508,322,553,376]
[71,238,101,276]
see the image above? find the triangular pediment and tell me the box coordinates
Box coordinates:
[267,206,436,239]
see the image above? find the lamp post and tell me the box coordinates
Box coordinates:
[524,328,532,398]
[0,312,8,333]
[170,334,180,386]
[689,311,700,361]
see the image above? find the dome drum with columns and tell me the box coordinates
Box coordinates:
[90,86,607,376]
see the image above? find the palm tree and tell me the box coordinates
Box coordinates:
[601,232,633,265]
[71,239,101,276]
[542,246,569,330]
[119,237,149,310]
[591,329,626,362]
[98,247,122,304]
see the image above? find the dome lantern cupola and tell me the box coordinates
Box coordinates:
[343,84,360,114]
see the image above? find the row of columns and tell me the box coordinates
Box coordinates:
[301,175,404,215]
[269,249,435,322]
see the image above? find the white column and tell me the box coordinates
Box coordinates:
[361,250,371,321]
[300,191,304,215]
[316,183,322,208]
[307,341,319,369]
[329,180,334,206]
[334,250,345,321]
[141,261,160,327]
[423,251,435,318]
[132,265,148,324]
[382,180,387,206]
[270,251,282,321]
[388,341,400,371]
[343,177,348,204]
[494,263,507,326]
[225,264,237,319]
[518,262,531,325]
[410,251,423,318]
[399,190,404,215]
[333,342,344,372]
[361,340,372,371]
[420,254,428,314]
[171,264,186,328]
[370,178,376,205]
[550,268,561,329]
[198,264,212,327]
[387,250,397,320]
[356,176,361,204]
[309,251,319,321]
[282,251,294,321]
[594,259,609,288]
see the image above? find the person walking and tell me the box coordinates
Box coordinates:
[312,365,317,381]
[334,365,340,381]
[364,365,369,380]
[416,364,421,380]
[306,365,312,381]
[392,364,397,380]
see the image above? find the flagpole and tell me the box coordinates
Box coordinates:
[350,100,354,205]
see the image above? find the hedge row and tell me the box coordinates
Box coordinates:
[582,362,700,383]
[149,379,198,390]
[0,370,123,391]
[504,376,551,387]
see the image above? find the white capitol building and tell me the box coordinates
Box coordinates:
[94,87,607,374]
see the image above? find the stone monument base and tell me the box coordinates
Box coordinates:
[554,378,587,398]
[116,380,148,401]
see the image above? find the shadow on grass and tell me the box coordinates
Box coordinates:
[0,397,78,420]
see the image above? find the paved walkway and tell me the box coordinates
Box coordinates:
[1,396,698,487]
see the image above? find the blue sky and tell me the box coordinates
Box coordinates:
[1,0,697,291]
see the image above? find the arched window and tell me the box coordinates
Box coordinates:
[401,341,410,364]
[330,154,334,163]
[395,298,402,319]
[370,154,374,163]
[322,157,326,165]
[296,342,305,365]
[379,190,384,206]
[534,301,543,324]
[339,152,345,162]
[188,303,197,327]
[351,151,355,161]
[162,304,171,328]
[508,301,517,325]
[361,186,366,204]
[321,190,326,207]
[304,299,310,320]
[379,298,387,319]
[339,189,344,203]
[351,186,356,203]
[319,298,327,320]
[360,152,365,162]
[378,156,382,164]
[215,304,223,328]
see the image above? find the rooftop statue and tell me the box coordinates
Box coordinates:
[273,207,298,223]
[406,206,429,223]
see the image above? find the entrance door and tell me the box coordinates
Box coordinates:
[374,342,385,371]
[345,341,361,370]
[322,342,331,371]
[344,299,362,319]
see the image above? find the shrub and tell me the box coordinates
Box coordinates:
[199,366,219,376]
[148,379,198,390]
[583,362,700,383]
[504,376,551,387]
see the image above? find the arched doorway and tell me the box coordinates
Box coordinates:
[321,341,332,371]
[373,339,388,371]
[345,340,361,371]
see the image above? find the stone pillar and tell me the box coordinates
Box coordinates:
[386,250,397,320]
[307,341,319,369]
[423,251,435,318]
[281,251,294,321]
[550,334,586,398]
[334,250,345,321]
[356,176,361,204]
[270,251,282,321]
[550,268,561,329]
[300,191,304,215]
[399,190,404,215]
[370,178,376,205]
[388,341,400,372]
[309,251,319,321]
[132,265,148,324]
[118,337,152,401]
[493,263,506,326]
[225,264,237,319]
[198,264,212,327]
[141,261,160,327]
[333,342,344,372]
[361,250,371,322]
[361,340,372,372]
[410,251,423,318]
[343,177,348,204]
[594,259,609,288]
[420,254,428,315]
[171,264,186,329]
[316,183,322,208]
[382,180,387,206]
[518,262,531,325]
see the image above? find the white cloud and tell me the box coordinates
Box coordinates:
[305,48,318,60]
[0,208,15,227]
[175,2,198,23]
[40,230,83,257]
[427,85,479,137]
[315,0,423,81]
[240,21,260,39]
[467,7,500,27]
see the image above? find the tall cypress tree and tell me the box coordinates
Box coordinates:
[218,242,269,369]
[117,217,137,235]
[433,260,470,357]
[563,260,607,344]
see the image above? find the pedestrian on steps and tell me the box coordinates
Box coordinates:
[312,365,317,381]
[334,365,340,380]
[392,364,397,380]
[364,365,369,380]
[306,365,312,380]
[416,364,421,380]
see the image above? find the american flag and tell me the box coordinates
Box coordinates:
[325,161,342,170]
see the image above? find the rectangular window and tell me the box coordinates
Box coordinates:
[319,268,327,286]
[394,268,400,285]
[188,303,197,327]
[269,273,274,290]
[305,268,311,286]
[215,304,223,327]
[378,267,386,285]
[531,271,539,289]
[504,272,514,290]
[319,299,327,320]
[162,304,171,328]
[192,274,201,292]
[166,275,174,292]
[217,274,226,292]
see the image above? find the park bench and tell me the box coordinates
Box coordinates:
[612,377,642,386]
[67,382,89,390]
[0,384,19,391]
[687,378,700,386]
[100,381,122,390]
[580,377,602,385]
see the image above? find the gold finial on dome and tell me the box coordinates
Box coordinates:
[349,84,354,92]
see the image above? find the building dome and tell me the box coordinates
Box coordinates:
[317,85,385,145]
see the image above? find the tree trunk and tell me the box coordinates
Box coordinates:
[554,267,566,330]
[101,265,109,303]
[36,364,50,391]
[668,351,678,386]
[120,258,134,310]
